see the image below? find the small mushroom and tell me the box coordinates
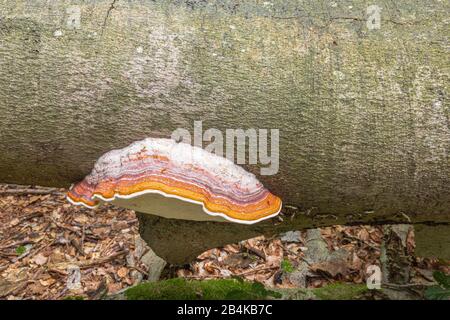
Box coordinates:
[67,138,282,224]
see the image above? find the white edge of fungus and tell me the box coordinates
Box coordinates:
[66,188,281,225]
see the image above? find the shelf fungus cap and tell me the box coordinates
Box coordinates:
[67,138,282,224]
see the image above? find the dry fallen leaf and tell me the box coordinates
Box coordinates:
[33,254,48,266]
[223,253,254,269]
[112,221,128,231]
[310,260,349,278]
[74,214,89,224]
[357,228,370,242]
[29,283,46,295]
[204,262,217,274]
[92,227,109,235]
[107,282,122,294]
[117,267,128,278]
[39,277,56,287]
[9,218,20,227]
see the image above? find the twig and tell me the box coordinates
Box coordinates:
[129,266,149,277]
[49,250,128,270]
[80,226,86,253]
[48,268,68,276]
[0,280,33,298]
[246,246,266,261]
[184,274,226,280]
[236,266,278,276]
[13,239,53,264]
[0,239,35,250]
[52,219,82,237]
[0,251,17,257]
[0,188,63,196]
[184,266,278,280]
[16,212,44,225]
[343,234,379,250]
[87,278,108,300]
[53,288,69,300]
[382,282,432,289]
[70,238,85,256]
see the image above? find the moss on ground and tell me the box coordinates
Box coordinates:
[124,278,281,300]
[63,295,85,300]
[124,278,368,300]
[312,283,368,300]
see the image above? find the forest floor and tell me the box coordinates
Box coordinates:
[0,184,448,300]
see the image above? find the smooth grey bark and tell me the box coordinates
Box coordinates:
[414,224,450,260]
[0,1,449,262]
[137,212,448,264]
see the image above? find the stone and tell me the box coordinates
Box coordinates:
[140,246,167,282]
[304,229,329,263]
[280,231,301,243]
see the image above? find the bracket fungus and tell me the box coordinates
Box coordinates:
[67,138,282,224]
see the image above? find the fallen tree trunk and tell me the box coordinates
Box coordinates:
[0,1,448,262]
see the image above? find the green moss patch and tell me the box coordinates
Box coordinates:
[124,278,281,300]
[124,278,369,300]
[63,295,85,300]
[312,283,368,300]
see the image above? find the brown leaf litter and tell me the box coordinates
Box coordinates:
[0,184,448,299]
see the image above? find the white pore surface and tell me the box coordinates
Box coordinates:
[110,192,229,223]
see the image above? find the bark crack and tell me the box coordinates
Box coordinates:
[101,0,118,35]
[265,14,419,26]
